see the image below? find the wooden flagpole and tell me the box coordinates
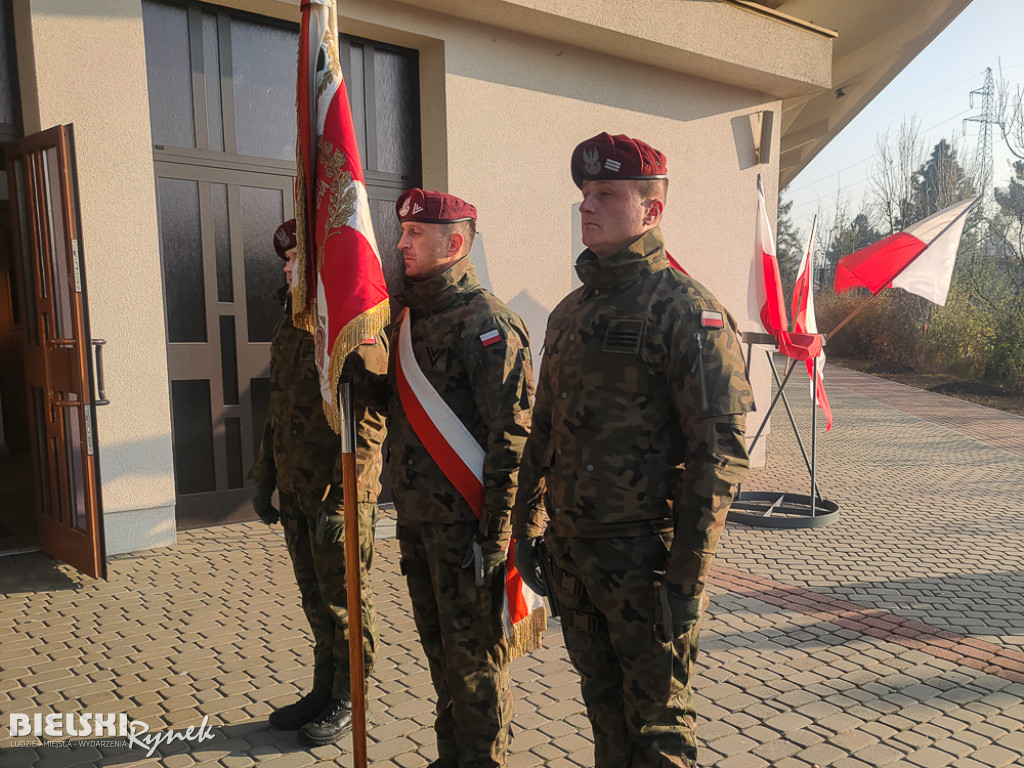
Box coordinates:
[323,2,368,762]
[339,381,368,767]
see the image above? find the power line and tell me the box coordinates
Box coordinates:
[787,107,977,213]
[787,108,974,196]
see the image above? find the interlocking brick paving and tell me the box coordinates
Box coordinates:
[3,368,1024,767]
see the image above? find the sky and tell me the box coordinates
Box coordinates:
[784,0,1024,239]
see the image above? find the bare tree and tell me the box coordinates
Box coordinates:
[869,117,925,234]
[996,65,1024,162]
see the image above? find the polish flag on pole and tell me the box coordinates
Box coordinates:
[294,0,389,430]
[747,174,821,360]
[834,197,978,305]
[747,173,788,335]
[791,216,833,431]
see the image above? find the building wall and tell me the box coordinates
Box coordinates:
[13,0,176,553]
[336,0,787,460]
[12,0,829,553]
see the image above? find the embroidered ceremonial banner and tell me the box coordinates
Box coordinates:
[395,309,546,658]
[294,0,389,430]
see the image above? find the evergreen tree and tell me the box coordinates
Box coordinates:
[911,139,976,218]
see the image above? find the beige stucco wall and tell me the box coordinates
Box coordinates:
[14,0,176,553]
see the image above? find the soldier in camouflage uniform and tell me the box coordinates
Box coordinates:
[386,188,536,768]
[250,218,387,745]
[512,133,753,768]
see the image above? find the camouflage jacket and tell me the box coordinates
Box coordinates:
[511,228,753,597]
[387,257,536,546]
[250,290,388,512]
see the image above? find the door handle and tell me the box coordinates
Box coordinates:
[91,339,110,406]
[51,339,76,349]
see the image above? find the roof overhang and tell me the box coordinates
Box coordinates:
[395,0,834,99]
[773,0,975,186]
[392,0,973,188]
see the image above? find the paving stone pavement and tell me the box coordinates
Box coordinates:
[1,365,1023,768]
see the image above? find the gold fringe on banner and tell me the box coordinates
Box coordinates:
[322,300,391,433]
[508,606,547,660]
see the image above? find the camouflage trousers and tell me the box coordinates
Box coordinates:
[398,520,512,768]
[279,492,378,701]
[547,532,701,768]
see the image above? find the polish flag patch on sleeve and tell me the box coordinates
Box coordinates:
[700,310,725,329]
[480,329,502,347]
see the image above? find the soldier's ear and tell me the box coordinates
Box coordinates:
[644,199,664,226]
[447,231,465,258]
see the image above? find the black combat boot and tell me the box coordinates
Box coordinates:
[300,698,354,745]
[268,690,330,730]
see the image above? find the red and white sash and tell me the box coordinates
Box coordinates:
[395,308,545,657]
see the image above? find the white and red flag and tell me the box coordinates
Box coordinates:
[294,0,389,429]
[748,173,789,335]
[834,197,977,305]
[747,174,821,360]
[791,216,833,431]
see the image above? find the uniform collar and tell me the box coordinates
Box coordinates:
[575,227,668,292]
[400,256,480,313]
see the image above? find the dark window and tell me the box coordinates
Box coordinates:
[142,0,197,148]
[212,182,232,302]
[231,18,296,160]
[374,47,418,175]
[0,0,22,140]
[202,12,225,152]
[224,416,243,489]
[170,379,216,494]
[347,42,368,168]
[240,185,286,343]
[219,315,238,404]
[157,177,206,343]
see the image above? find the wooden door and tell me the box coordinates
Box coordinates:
[6,124,105,578]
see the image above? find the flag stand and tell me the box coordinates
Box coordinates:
[339,381,368,768]
[730,338,839,529]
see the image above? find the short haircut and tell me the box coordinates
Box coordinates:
[442,219,477,255]
[636,177,669,205]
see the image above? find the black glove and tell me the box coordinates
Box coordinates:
[514,537,547,597]
[314,507,344,546]
[314,489,345,546]
[252,485,279,525]
[655,583,705,643]
[461,536,507,587]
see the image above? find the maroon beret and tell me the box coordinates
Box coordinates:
[273,219,296,260]
[395,188,477,224]
[570,132,668,189]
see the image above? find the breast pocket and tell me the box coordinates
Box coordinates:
[543,317,572,357]
[583,316,648,395]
